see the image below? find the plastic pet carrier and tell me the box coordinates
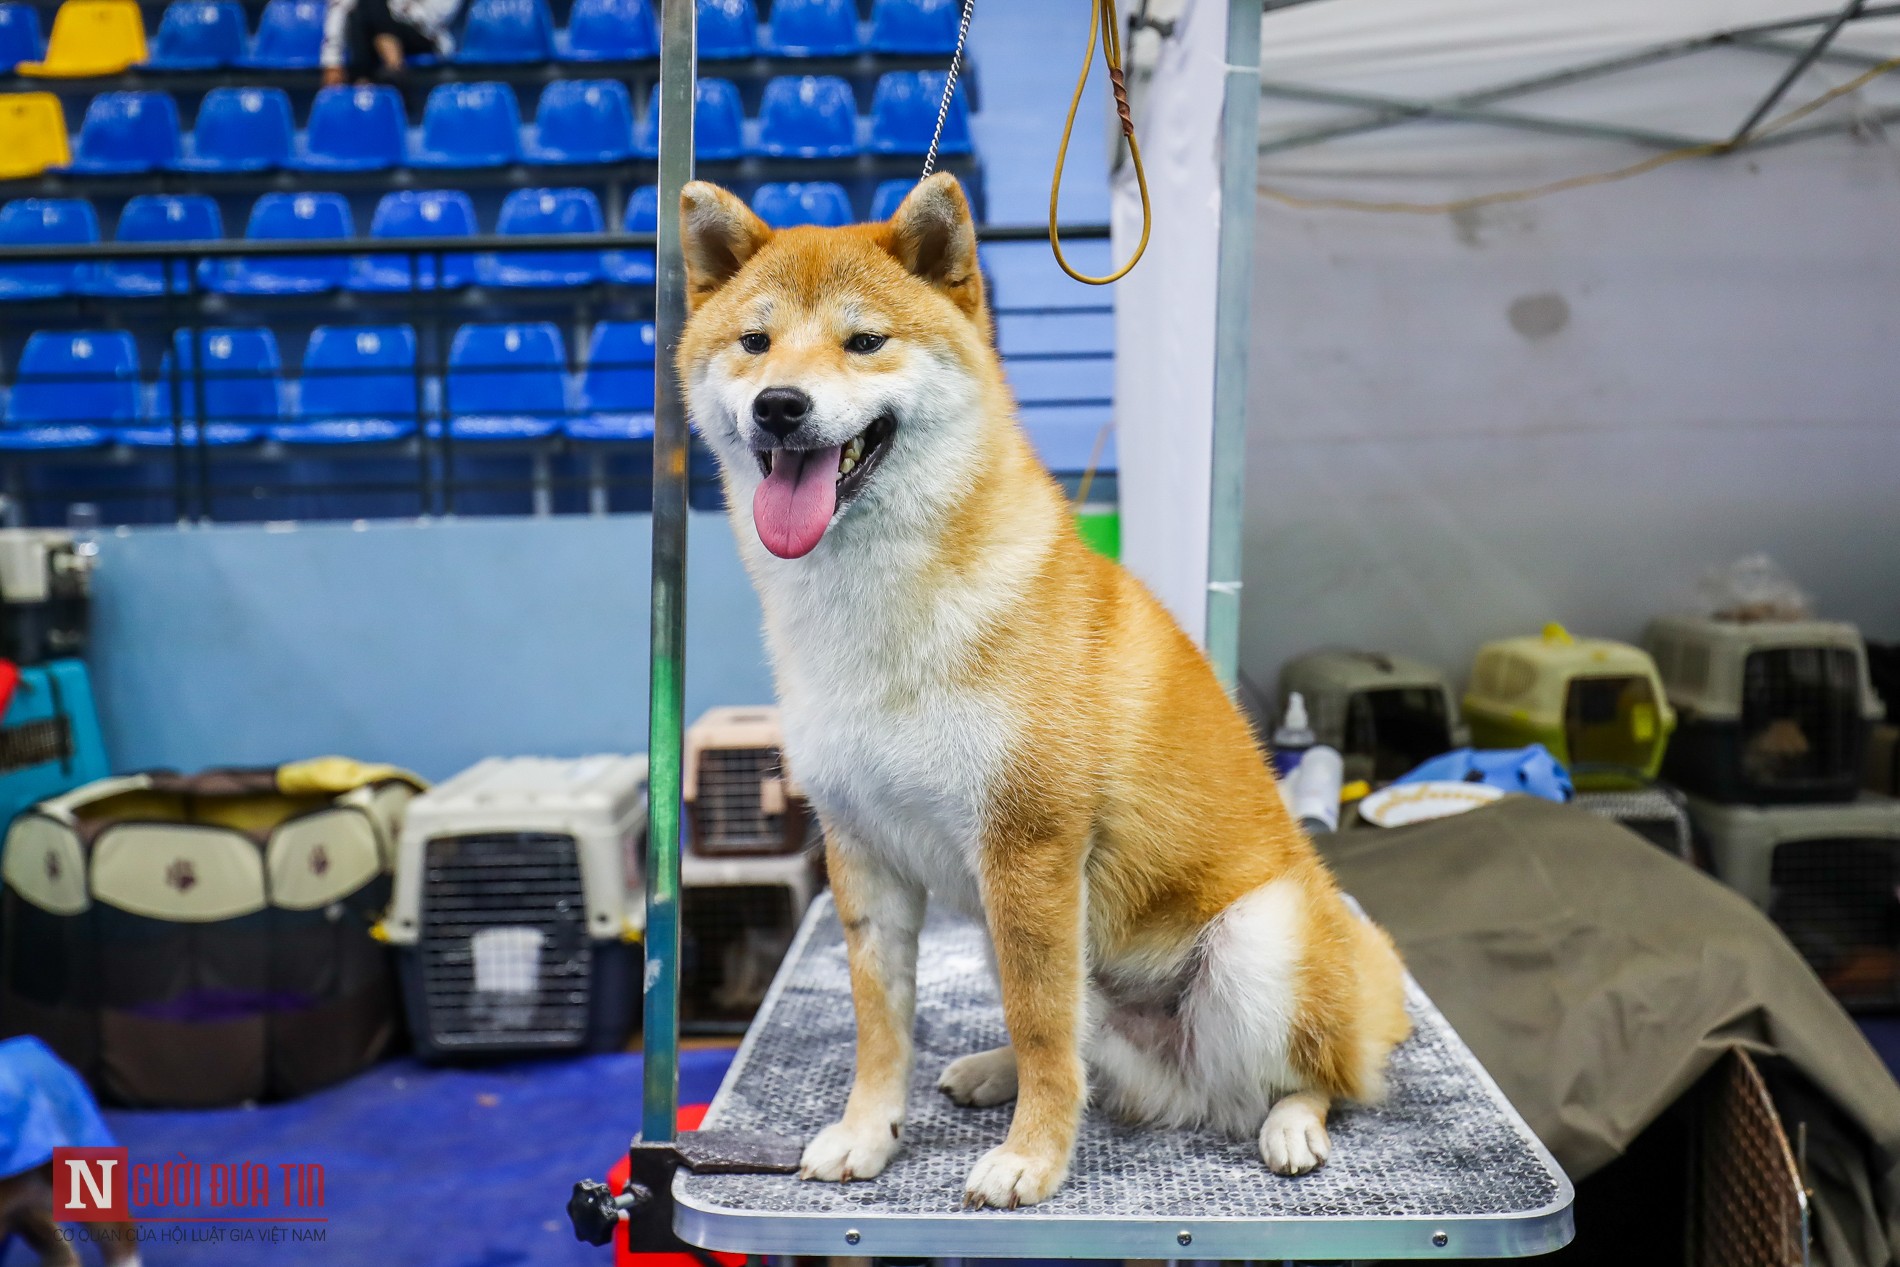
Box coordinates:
[0,659,109,832]
[679,851,820,1035]
[0,762,417,1105]
[1278,649,1468,784]
[388,755,647,1059]
[684,707,809,856]
[1463,624,1676,790]
[1688,792,1900,1011]
[1647,615,1884,805]
[1573,786,1693,860]
[0,528,92,665]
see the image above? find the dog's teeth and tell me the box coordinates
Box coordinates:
[840,456,857,475]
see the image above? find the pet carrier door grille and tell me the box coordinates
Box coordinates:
[1564,675,1660,775]
[0,717,70,775]
[418,832,591,1049]
[1694,1049,1808,1267]
[693,748,789,855]
[1742,649,1861,796]
[1768,836,1900,1010]
[1347,688,1454,782]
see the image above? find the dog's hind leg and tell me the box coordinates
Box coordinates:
[1259,1090,1332,1176]
[938,1044,1017,1106]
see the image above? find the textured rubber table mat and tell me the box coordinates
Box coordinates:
[675,895,1573,1259]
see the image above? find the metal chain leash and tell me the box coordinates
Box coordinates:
[920,0,976,178]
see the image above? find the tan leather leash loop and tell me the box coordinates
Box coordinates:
[1050,0,1151,286]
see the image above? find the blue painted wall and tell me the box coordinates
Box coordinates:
[88,513,773,782]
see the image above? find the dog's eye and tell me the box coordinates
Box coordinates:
[739,332,770,354]
[845,333,887,354]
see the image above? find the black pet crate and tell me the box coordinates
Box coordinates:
[1648,615,1884,804]
[1277,650,1468,785]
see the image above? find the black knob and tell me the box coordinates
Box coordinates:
[567,1178,652,1246]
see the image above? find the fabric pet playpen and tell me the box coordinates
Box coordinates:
[1648,615,1884,805]
[1278,649,1467,784]
[389,755,647,1059]
[1689,792,1900,1011]
[1463,624,1676,790]
[0,760,420,1106]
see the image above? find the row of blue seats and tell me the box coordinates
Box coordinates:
[0,0,963,74]
[44,73,967,174]
[1,322,660,447]
[0,178,914,298]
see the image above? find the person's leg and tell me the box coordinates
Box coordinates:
[348,0,433,75]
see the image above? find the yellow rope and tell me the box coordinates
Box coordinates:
[1257,53,1900,216]
[1051,0,1151,284]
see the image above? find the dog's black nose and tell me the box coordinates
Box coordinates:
[752,387,811,441]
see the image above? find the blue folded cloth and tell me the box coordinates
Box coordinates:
[1394,745,1573,803]
[0,1036,114,1179]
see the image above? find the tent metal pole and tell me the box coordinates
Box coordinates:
[1258,80,1708,151]
[1206,0,1264,690]
[1730,0,1867,146]
[642,0,695,1147]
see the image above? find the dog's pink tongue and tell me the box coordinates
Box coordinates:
[753,445,842,559]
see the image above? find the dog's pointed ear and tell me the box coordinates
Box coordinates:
[884,172,986,323]
[680,181,771,309]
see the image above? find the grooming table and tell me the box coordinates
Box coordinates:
[674,896,1574,1260]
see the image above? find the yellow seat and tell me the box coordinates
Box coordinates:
[16,0,147,77]
[0,94,71,178]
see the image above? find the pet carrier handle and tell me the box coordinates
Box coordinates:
[567,1178,652,1246]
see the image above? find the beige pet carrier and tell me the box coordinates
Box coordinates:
[683,707,809,857]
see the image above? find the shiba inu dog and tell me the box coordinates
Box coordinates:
[677,173,1411,1209]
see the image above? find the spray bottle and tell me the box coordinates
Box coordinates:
[1271,691,1315,777]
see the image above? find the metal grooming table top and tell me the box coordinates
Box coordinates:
[675,895,1574,1260]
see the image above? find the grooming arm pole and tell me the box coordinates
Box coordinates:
[643,0,695,1147]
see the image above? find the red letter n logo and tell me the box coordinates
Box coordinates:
[52,1147,128,1222]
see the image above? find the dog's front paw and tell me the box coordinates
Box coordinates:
[800,1118,900,1183]
[1259,1102,1332,1176]
[962,1144,1068,1209]
[938,1046,1017,1107]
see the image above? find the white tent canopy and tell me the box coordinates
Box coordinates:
[1113,0,1900,677]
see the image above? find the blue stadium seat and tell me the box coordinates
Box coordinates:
[88,194,220,298]
[870,0,961,53]
[410,82,524,168]
[446,322,568,439]
[350,189,476,292]
[479,187,603,288]
[696,0,756,60]
[752,181,852,228]
[272,325,420,444]
[870,70,970,154]
[603,182,657,285]
[69,92,184,175]
[3,331,137,450]
[203,192,352,295]
[174,86,293,172]
[766,0,857,56]
[0,4,45,71]
[291,84,406,171]
[559,0,656,61]
[525,79,632,164]
[129,328,281,445]
[757,75,857,158]
[148,0,247,69]
[634,77,742,160]
[569,319,656,439]
[870,178,913,219]
[456,0,554,64]
[0,199,97,300]
[241,0,322,68]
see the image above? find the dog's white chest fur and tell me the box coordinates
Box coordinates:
[751,541,1017,917]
